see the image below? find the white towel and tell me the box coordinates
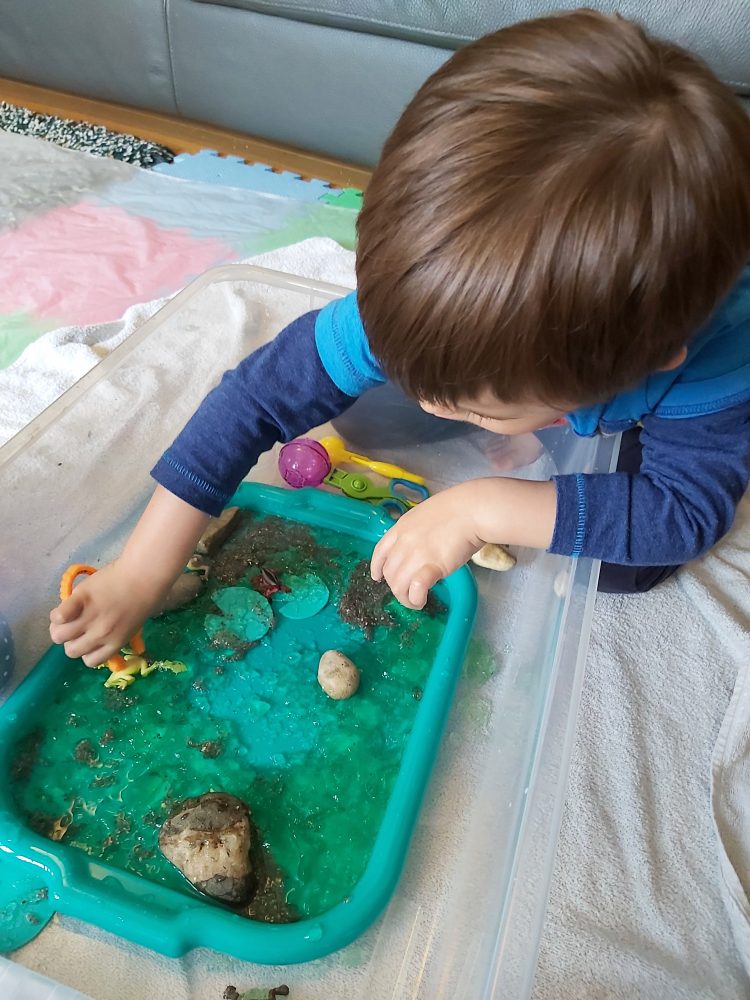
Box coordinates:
[708,515,750,982]
[0,237,356,448]
[534,490,750,998]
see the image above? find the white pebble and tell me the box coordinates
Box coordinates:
[470,543,516,572]
[553,569,569,598]
[318,650,360,700]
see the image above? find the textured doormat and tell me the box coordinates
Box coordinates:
[0,101,175,168]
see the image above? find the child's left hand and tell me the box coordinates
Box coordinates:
[370,477,558,609]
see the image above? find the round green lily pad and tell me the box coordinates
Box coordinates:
[204,587,274,643]
[275,573,330,620]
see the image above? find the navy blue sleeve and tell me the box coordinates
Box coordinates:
[550,400,750,564]
[151,310,357,516]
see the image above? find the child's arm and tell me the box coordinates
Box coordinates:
[50,298,380,663]
[152,298,383,516]
[373,400,750,608]
[548,401,750,563]
[371,478,557,608]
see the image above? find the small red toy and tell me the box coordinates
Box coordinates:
[250,568,291,600]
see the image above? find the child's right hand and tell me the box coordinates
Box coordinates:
[49,560,163,667]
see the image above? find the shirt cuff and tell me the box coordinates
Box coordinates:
[151,451,231,518]
[548,474,588,557]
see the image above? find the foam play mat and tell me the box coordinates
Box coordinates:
[0,132,359,369]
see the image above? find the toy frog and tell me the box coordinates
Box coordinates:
[59,564,187,688]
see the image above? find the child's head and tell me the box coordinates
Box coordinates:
[356,9,750,434]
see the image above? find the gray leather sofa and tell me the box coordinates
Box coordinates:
[1,1,748,166]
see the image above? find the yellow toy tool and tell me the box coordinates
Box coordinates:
[317,435,427,486]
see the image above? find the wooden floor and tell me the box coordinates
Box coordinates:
[0,77,371,189]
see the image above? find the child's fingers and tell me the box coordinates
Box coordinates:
[371,530,398,581]
[49,619,86,645]
[62,633,115,667]
[382,553,419,609]
[63,632,110,662]
[81,646,113,669]
[407,565,441,610]
[50,591,85,625]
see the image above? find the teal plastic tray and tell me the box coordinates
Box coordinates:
[0,484,476,964]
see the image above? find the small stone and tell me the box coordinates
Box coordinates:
[470,543,516,572]
[49,813,72,841]
[90,773,117,789]
[187,737,224,759]
[159,792,254,905]
[554,569,569,598]
[317,650,360,700]
[196,506,240,556]
[159,573,205,614]
[73,739,99,765]
[115,811,132,835]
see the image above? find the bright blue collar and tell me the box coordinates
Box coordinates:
[568,266,750,436]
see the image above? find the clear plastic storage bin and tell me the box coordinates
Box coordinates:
[0,265,618,998]
[0,958,91,1000]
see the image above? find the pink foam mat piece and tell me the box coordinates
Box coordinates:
[0,201,236,326]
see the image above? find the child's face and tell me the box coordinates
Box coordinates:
[420,389,570,436]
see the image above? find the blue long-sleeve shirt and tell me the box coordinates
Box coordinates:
[153,284,750,566]
[550,402,750,562]
[152,312,356,514]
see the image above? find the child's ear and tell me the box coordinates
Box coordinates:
[658,346,688,372]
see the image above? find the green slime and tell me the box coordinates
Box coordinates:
[10,514,448,921]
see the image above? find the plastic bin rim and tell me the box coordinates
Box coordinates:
[0,264,354,470]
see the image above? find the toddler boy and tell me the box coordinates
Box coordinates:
[51,10,750,664]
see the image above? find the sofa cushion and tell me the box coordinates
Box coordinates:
[0,0,177,111]
[169,0,449,165]
[190,0,498,49]
[190,0,750,91]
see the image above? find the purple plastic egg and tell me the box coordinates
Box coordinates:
[279,438,331,488]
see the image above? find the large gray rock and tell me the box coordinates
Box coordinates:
[158,792,254,905]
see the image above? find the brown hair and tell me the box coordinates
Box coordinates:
[356,9,750,407]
